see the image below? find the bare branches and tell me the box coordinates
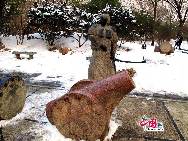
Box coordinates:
[183,8,188,23]
[164,0,188,31]
[150,0,155,7]
[164,0,178,10]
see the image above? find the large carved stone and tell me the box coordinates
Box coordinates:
[46,70,135,141]
[88,14,118,80]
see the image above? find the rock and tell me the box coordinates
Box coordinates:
[0,75,27,120]
[4,48,10,51]
[46,71,135,141]
[154,46,161,52]
[0,45,5,50]
[160,41,174,55]
[59,47,70,55]
[0,39,5,50]
[48,46,57,51]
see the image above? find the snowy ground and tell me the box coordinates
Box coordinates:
[0,34,188,140]
[1,34,188,96]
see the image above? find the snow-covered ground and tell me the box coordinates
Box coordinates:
[0,34,188,140]
[1,34,188,96]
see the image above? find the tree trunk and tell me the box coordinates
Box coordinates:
[178,20,184,35]
[0,0,6,33]
[151,1,157,46]
[46,70,135,141]
[0,127,4,141]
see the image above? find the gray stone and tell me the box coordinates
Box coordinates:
[0,75,27,120]
[88,14,118,80]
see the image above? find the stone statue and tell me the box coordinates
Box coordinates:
[0,38,5,50]
[88,14,118,80]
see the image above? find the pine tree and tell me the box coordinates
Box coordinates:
[0,0,6,33]
[99,5,136,40]
[28,2,94,46]
[87,0,120,13]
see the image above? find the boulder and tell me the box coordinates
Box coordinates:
[46,70,135,141]
[59,47,70,55]
[160,41,174,55]
[0,75,27,120]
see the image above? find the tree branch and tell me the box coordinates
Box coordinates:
[80,38,88,47]
[69,35,79,42]
[150,0,155,7]
[164,0,178,10]
[183,8,188,23]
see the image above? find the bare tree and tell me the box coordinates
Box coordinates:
[135,0,162,45]
[148,0,161,45]
[164,0,188,34]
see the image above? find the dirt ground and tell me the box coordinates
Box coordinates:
[112,96,188,141]
[166,101,188,141]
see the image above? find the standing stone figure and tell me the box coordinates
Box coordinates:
[0,38,5,50]
[88,14,118,80]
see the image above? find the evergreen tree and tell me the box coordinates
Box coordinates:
[99,5,136,40]
[133,10,153,40]
[0,0,6,33]
[6,0,25,16]
[87,0,120,13]
[28,2,94,46]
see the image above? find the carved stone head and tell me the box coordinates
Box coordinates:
[100,14,110,27]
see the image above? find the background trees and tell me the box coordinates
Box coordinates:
[0,0,26,36]
[27,3,138,45]
[164,0,188,35]
[0,0,7,34]
[27,2,94,46]
[87,0,121,13]
[133,10,153,41]
[134,0,188,40]
[1,0,187,44]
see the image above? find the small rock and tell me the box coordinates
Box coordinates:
[59,47,70,55]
